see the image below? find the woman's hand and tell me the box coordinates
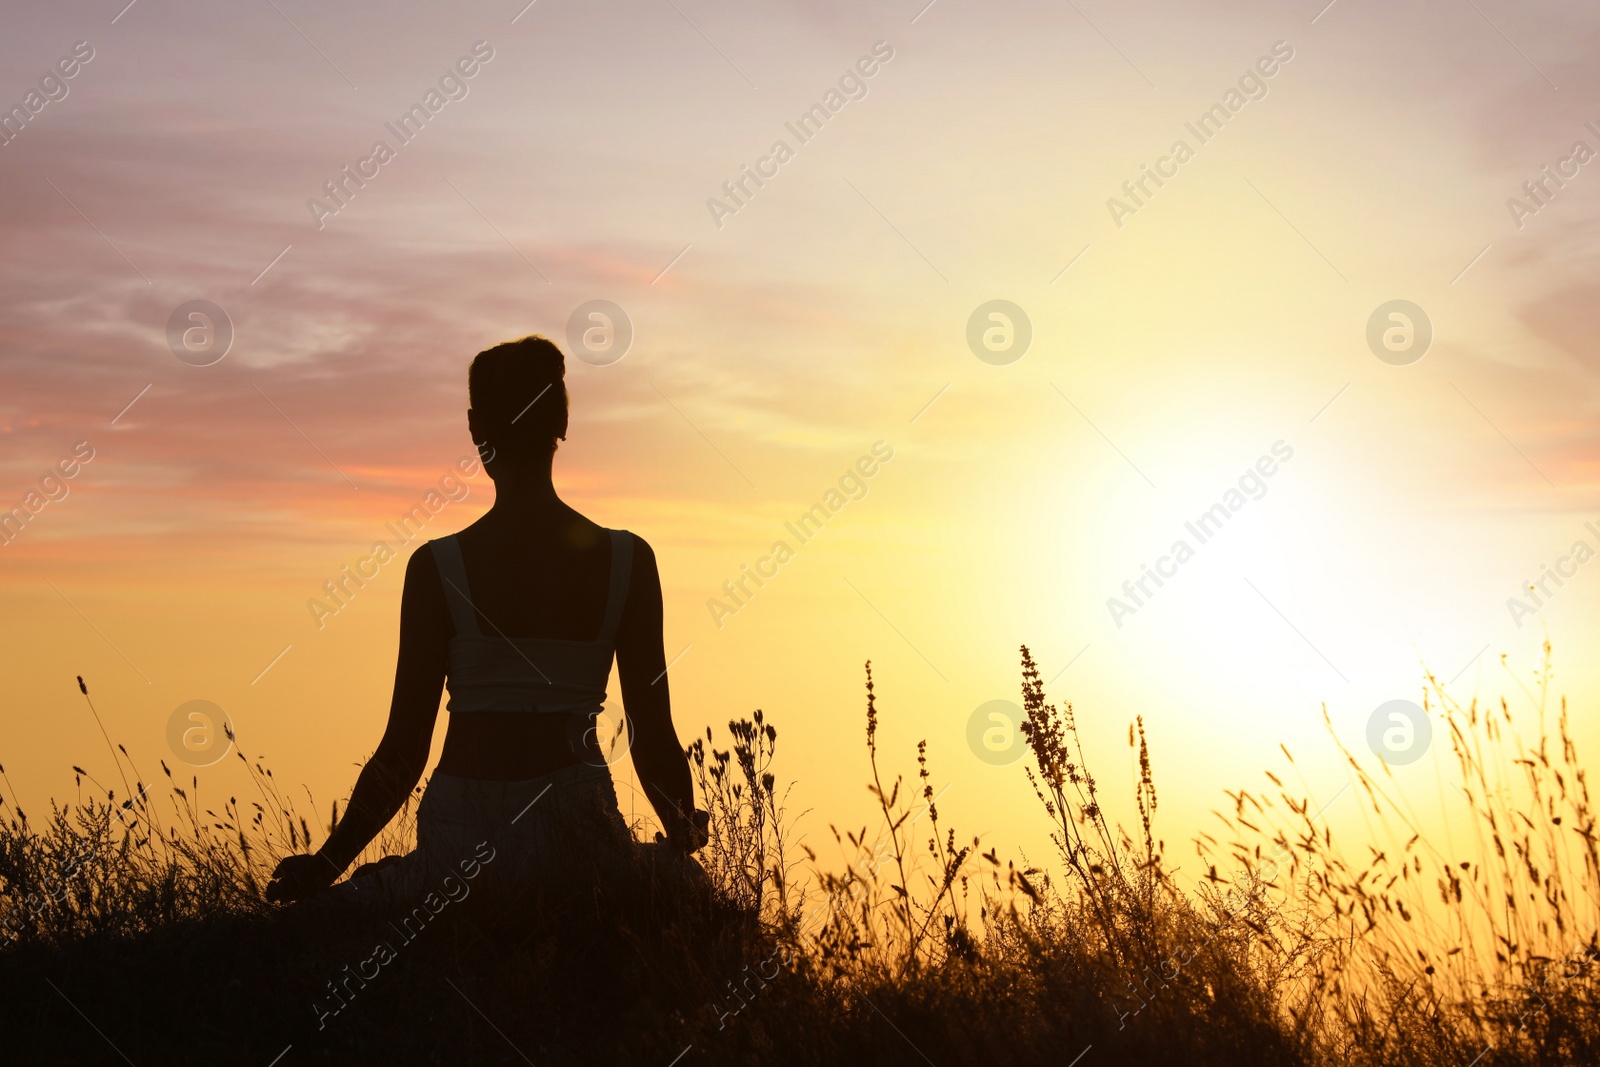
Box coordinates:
[350,854,405,879]
[661,808,710,854]
[265,852,341,903]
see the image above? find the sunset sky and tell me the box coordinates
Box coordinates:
[3,0,1598,876]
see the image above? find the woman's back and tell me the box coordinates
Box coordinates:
[432,506,650,780]
[451,508,614,641]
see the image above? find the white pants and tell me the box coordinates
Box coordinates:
[330,761,641,907]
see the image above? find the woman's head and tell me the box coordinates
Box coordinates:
[467,335,569,474]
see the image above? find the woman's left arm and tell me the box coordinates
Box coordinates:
[615,534,701,849]
[266,544,448,902]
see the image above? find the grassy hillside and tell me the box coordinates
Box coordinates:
[0,648,1595,1065]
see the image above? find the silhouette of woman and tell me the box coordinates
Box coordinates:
[266,336,707,905]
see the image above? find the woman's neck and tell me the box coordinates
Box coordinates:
[484,459,563,516]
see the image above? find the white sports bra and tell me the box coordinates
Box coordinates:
[430,530,633,715]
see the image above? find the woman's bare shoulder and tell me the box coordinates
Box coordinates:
[620,532,660,606]
[402,540,444,595]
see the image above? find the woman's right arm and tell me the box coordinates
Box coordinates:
[266,545,447,901]
[318,545,449,869]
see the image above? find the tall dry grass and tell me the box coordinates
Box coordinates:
[0,650,1595,1065]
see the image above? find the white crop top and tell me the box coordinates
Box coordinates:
[430,530,633,715]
